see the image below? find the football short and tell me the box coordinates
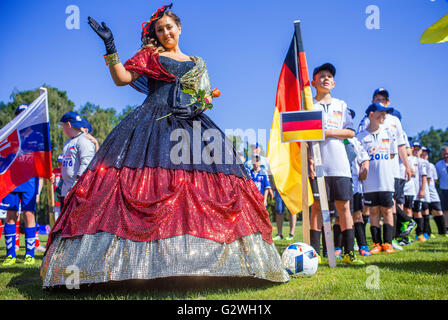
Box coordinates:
[0,191,37,212]
[441,189,448,211]
[394,178,406,204]
[404,195,414,209]
[351,193,363,213]
[421,201,429,211]
[310,176,353,203]
[413,200,423,213]
[428,202,442,212]
[363,192,394,208]
[274,190,285,214]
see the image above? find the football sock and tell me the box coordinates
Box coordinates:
[362,215,369,225]
[362,215,369,238]
[370,226,382,244]
[333,224,342,248]
[423,215,431,235]
[396,205,411,222]
[342,229,355,254]
[321,227,327,256]
[393,214,398,238]
[24,226,36,258]
[415,217,424,235]
[383,224,394,244]
[434,215,447,235]
[4,223,16,258]
[354,222,368,246]
[310,229,321,256]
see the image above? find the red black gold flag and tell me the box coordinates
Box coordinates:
[267,21,314,214]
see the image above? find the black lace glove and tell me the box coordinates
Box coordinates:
[171,79,204,120]
[88,16,117,55]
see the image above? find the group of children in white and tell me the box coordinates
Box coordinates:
[284,63,448,273]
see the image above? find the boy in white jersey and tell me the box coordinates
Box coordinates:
[420,147,433,239]
[308,63,364,265]
[403,146,418,215]
[421,148,447,236]
[399,145,418,245]
[411,142,428,242]
[356,102,398,254]
[346,136,371,256]
[358,88,413,249]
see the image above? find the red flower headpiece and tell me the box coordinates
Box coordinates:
[141,3,173,39]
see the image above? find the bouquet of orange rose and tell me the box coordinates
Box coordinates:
[156,88,221,121]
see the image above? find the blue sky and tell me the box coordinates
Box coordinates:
[1,0,447,148]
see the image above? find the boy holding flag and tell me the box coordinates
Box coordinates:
[308,63,364,265]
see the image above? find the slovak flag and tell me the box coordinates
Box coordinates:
[0,88,52,200]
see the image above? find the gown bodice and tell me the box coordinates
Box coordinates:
[143,56,195,108]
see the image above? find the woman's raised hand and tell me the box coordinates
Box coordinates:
[88,16,117,54]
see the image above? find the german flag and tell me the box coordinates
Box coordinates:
[267,21,314,215]
[281,111,324,142]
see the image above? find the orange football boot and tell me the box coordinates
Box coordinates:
[382,243,395,253]
[370,243,383,254]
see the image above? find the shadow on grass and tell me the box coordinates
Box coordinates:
[7,272,280,300]
[366,260,448,275]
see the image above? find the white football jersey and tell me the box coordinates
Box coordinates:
[356,125,398,193]
[415,157,428,200]
[427,162,441,203]
[399,131,410,179]
[404,155,418,196]
[422,159,431,202]
[358,113,405,179]
[347,137,370,194]
[312,98,354,178]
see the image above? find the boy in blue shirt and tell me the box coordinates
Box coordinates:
[250,155,272,207]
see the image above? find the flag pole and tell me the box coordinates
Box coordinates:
[40,87,55,228]
[293,21,336,267]
[293,20,310,245]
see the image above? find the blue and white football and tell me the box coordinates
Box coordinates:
[282,242,319,277]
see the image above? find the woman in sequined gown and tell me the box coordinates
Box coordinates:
[40,6,289,288]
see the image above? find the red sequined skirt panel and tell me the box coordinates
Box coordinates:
[49,166,273,246]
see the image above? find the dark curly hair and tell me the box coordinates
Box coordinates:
[141,11,181,53]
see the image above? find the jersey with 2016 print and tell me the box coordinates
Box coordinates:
[358,114,405,179]
[356,126,397,193]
